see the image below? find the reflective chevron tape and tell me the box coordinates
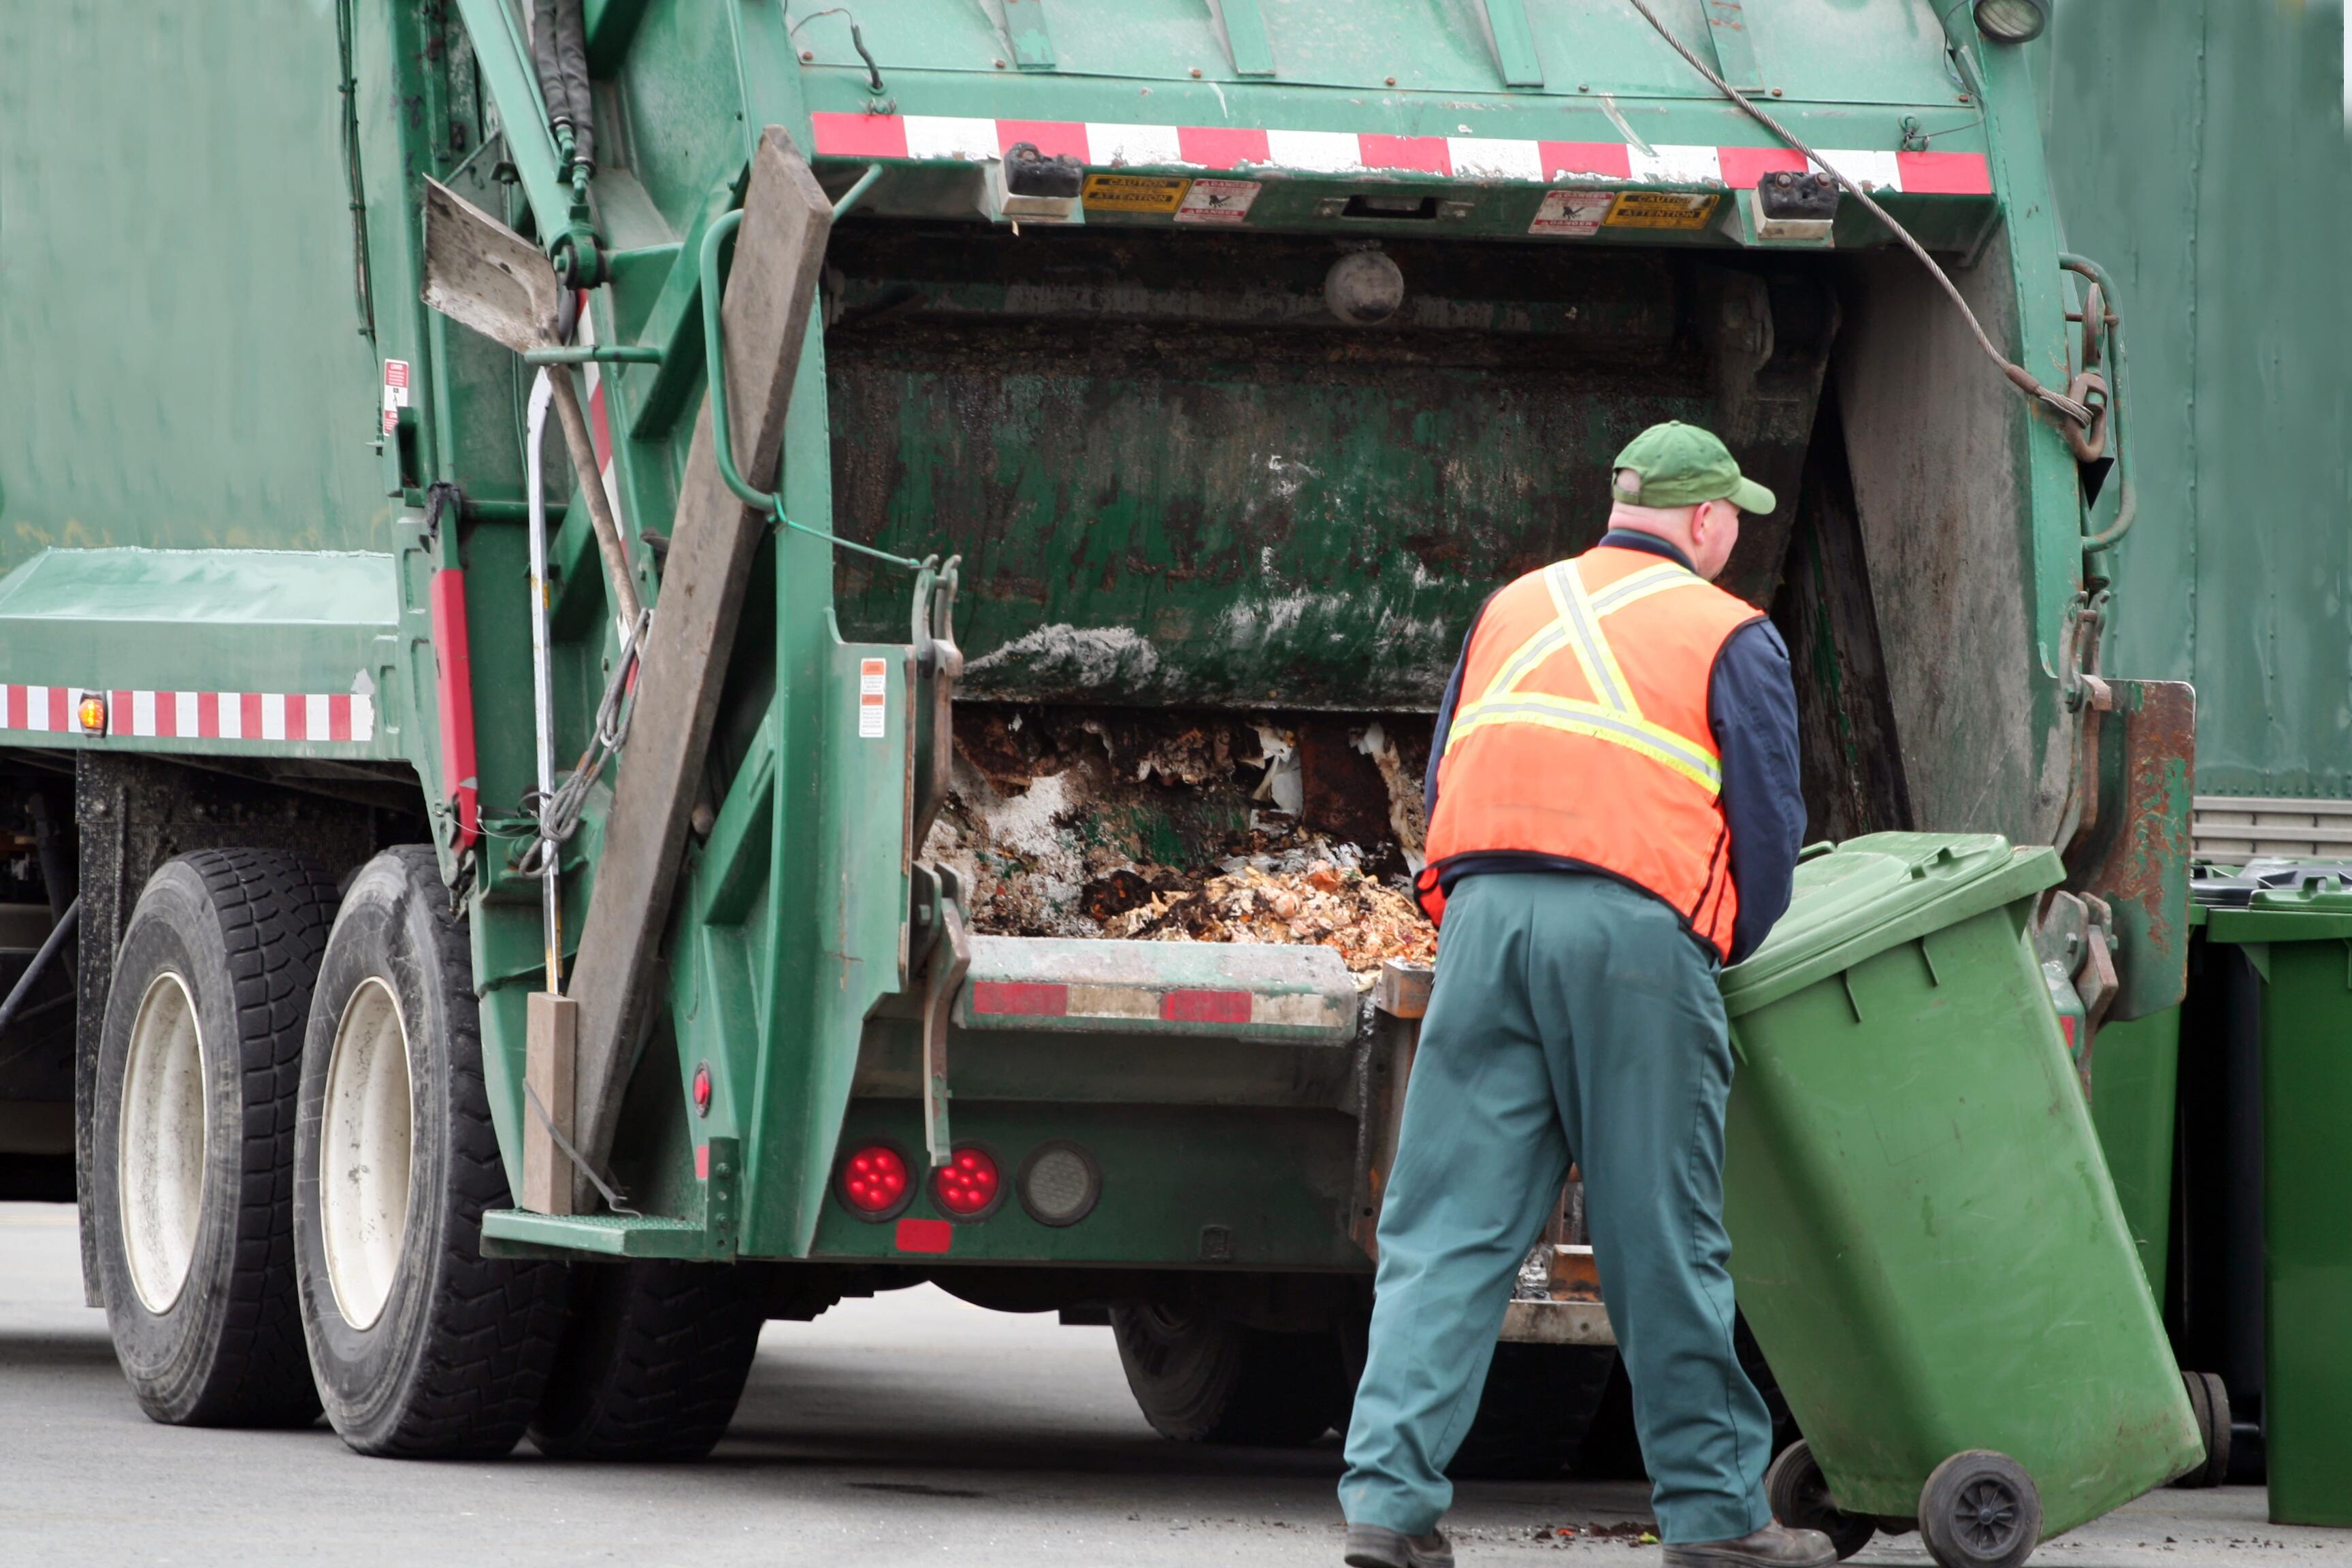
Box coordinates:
[0,685,375,742]
[968,979,1345,1031]
[808,113,1992,195]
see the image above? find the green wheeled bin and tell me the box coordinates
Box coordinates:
[1718,833,2204,1568]
[2201,873,2352,1526]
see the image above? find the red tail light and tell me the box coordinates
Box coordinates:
[838,1143,911,1219]
[931,1145,1002,1219]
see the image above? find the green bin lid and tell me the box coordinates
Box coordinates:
[1720,832,2064,1017]
[2204,871,2352,943]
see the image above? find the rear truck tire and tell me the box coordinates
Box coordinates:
[293,847,566,1458]
[1446,1342,1616,1480]
[90,850,339,1426]
[1764,1439,1878,1561]
[1917,1449,2042,1568]
[2169,1369,2232,1489]
[531,1260,766,1460]
[1110,1301,1348,1446]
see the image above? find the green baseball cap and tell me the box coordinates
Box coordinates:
[1609,422,1777,514]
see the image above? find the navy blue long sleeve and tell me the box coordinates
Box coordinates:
[1706,618,1803,962]
[1424,534,1805,964]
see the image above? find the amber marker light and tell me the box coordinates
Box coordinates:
[76,694,108,734]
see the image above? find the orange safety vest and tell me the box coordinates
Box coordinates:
[1416,544,1764,962]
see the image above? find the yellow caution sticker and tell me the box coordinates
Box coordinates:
[1602,191,1720,229]
[1082,174,1192,214]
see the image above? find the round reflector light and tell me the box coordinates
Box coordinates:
[1973,0,2047,43]
[838,1143,911,1219]
[1017,1141,1101,1228]
[930,1145,1002,1219]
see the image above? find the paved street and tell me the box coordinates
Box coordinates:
[1,1203,2337,1567]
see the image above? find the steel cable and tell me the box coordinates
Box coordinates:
[1621,0,2091,428]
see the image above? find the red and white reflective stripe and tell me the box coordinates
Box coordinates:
[969,979,1335,1030]
[0,685,374,742]
[0,685,78,732]
[808,113,1993,195]
[574,291,623,520]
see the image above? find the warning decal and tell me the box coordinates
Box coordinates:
[1603,191,1719,230]
[1174,179,1261,225]
[858,657,888,739]
[382,359,411,435]
[1529,190,1616,237]
[1083,173,1192,214]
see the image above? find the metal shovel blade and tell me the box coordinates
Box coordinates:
[420,176,561,353]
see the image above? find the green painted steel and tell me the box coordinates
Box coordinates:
[2202,883,2352,1527]
[2085,1005,2182,1294]
[5,1,2137,1276]
[2045,1,2352,799]
[1722,832,2200,1531]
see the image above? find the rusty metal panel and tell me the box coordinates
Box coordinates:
[2062,678,2197,1022]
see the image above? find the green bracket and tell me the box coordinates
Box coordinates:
[478,1135,742,1259]
[1705,1,1764,91]
[1002,0,1057,70]
[1481,0,1544,88]
[1209,0,1276,78]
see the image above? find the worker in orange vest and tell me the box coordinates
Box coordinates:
[1340,424,1823,1568]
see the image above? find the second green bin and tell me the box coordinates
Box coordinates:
[1720,833,2202,1563]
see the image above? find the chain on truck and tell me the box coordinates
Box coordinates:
[0,0,2185,1469]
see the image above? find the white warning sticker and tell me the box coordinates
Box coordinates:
[858,657,888,738]
[1529,189,1616,237]
[1175,179,1261,225]
[382,359,412,434]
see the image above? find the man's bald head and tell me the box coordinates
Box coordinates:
[1607,470,1742,582]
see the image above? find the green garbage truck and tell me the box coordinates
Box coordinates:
[0,0,2194,1503]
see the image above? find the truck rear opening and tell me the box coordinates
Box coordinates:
[816,224,1891,968]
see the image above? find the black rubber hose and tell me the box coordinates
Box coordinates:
[530,0,595,171]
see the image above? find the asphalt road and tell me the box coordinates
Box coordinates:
[1,1203,2338,1567]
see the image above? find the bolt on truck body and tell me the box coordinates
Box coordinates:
[0,0,2188,1464]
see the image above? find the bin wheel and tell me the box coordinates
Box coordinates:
[1917,1449,2041,1568]
[2169,1370,2232,1489]
[1763,1439,1877,1561]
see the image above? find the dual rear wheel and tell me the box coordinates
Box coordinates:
[93,846,760,1460]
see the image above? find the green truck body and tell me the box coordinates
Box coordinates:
[0,0,2190,1467]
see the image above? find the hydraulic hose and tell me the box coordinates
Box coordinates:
[1622,0,2093,429]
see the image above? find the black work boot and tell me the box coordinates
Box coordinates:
[1343,1523,1454,1568]
[1662,1522,1838,1568]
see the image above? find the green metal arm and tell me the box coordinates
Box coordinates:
[522,344,664,366]
[696,199,924,572]
[449,0,572,255]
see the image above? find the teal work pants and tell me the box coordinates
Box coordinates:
[1338,872,1773,1544]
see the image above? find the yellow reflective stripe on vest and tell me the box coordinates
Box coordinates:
[1448,694,1724,793]
[1541,562,1639,716]
[1478,561,1696,700]
[1446,557,1722,796]
[1588,561,1704,617]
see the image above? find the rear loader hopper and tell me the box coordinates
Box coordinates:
[0,0,2187,1488]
